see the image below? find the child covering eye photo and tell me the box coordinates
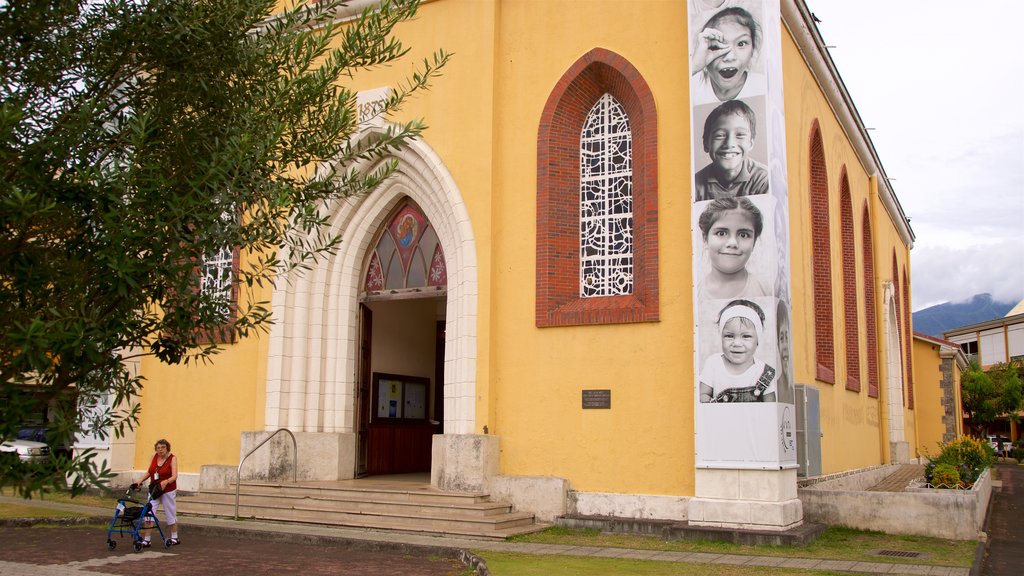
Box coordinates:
[690,6,765,103]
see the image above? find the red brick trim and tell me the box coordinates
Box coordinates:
[536,48,659,327]
[809,121,834,384]
[840,171,860,392]
[862,203,879,398]
[903,267,914,409]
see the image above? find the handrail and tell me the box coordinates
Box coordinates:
[235,428,297,520]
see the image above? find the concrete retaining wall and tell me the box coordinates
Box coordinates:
[799,468,991,540]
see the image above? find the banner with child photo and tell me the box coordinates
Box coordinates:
[688,0,797,469]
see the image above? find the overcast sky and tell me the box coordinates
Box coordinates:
[803,0,1024,311]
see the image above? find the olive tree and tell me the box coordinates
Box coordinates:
[0,0,447,495]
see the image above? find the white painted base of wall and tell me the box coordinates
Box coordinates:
[489,475,569,522]
[688,468,803,530]
[108,471,200,493]
[568,491,690,522]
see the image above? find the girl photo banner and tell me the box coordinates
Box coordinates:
[689,0,796,469]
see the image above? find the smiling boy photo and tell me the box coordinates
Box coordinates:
[695,99,769,202]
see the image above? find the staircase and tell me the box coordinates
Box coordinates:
[177,476,546,540]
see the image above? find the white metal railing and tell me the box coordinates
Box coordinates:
[234,429,297,520]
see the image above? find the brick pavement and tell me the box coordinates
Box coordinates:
[982,462,1023,576]
[868,464,926,492]
[0,525,467,576]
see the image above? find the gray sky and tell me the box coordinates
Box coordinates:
[804,0,1024,311]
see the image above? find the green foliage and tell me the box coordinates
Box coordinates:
[928,463,961,488]
[961,359,1024,436]
[0,0,448,495]
[924,436,995,489]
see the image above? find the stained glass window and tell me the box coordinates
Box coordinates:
[201,245,234,322]
[364,201,447,292]
[200,211,236,323]
[580,93,633,297]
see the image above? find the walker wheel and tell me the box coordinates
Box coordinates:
[164,538,173,548]
[107,540,116,550]
[133,541,143,552]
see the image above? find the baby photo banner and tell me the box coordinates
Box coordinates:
[688,0,796,470]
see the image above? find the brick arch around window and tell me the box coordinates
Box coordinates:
[862,202,879,398]
[536,47,658,327]
[809,121,835,383]
[839,170,860,392]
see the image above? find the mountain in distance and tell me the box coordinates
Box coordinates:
[913,293,1017,339]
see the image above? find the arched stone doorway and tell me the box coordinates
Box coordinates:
[254,133,480,483]
[882,280,909,463]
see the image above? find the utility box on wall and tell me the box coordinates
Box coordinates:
[795,384,822,477]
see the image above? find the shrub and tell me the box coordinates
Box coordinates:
[1012,446,1024,464]
[924,437,995,488]
[928,463,962,488]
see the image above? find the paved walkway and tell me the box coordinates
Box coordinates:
[982,461,1023,576]
[868,464,926,492]
[0,493,975,576]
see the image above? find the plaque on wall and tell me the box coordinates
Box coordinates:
[582,389,611,409]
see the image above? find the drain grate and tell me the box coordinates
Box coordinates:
[873,549,925,558]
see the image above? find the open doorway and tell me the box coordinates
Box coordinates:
[355,199,447,477]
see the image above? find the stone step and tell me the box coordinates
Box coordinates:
[178,481,547,540]
[215,482,490,506]
[183,490,515,518]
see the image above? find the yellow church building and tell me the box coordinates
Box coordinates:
[96,0,961,532]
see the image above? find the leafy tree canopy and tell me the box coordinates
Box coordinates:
[961,359,1023,436]
[0,0,448,495]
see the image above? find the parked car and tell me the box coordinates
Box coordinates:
[987,435,1011,455]
[0,437,50,462]
[14,425,74,460]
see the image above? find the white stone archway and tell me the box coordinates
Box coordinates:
[253,131,480,482]
[882,280,909,463]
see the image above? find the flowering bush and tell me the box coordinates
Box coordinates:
[928,463,962,488]
[924,437,995,489]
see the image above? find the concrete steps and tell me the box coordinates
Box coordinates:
[177,480,546,540]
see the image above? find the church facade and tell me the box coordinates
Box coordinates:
[102,0,945,530]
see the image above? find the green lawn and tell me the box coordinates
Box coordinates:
[479,552,854,576]
[503,525,975,567]
[0,487,112,519]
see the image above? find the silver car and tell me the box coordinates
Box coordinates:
[0,437,50,462]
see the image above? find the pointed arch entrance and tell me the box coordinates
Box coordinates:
[882,280,909,463]
[260,134,478,482]
[357,199,447,476]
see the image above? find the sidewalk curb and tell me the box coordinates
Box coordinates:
[971,467,999,576]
